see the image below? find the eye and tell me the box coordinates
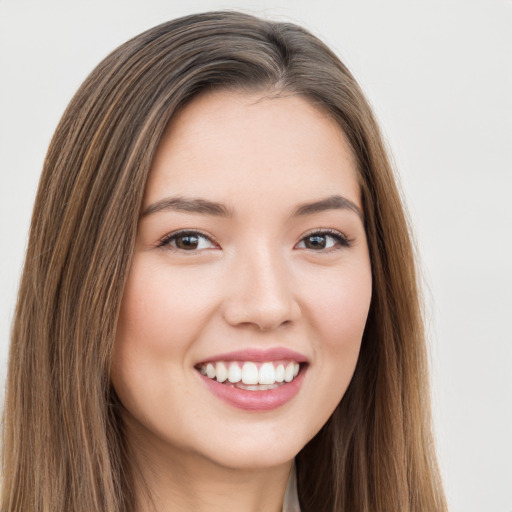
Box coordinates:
[295,230,351,251]
[158,230,217,251]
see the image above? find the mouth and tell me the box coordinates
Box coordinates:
[195,360,303,390]
[195,350,308,411]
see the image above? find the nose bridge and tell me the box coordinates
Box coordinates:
[222,242,300,330]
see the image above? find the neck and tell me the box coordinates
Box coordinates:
[125,419,293,512]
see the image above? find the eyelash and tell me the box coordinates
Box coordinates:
[157,228,352,253]
[157,229,218,252]
[297,228,352,251]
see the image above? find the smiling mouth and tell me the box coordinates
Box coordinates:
[195,360,302,390]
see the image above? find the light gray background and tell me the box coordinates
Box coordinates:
[1,1,511,511]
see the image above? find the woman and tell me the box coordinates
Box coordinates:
[1,11,447,512]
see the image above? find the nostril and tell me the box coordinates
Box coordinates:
[222,297,301,331]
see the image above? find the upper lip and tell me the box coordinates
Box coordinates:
[197,347,308,365]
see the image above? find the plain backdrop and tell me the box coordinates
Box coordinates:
[1,1,511,511]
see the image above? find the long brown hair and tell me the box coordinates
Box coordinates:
[2,11,446,512]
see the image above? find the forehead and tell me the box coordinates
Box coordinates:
[144,89,361,211]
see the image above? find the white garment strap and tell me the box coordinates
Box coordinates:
[282,462,301,512]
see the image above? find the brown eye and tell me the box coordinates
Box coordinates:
[296,230,350,251]
[160,231,216,251]
[304,234,328,250]
[175,233,200,250]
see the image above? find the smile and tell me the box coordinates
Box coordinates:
[195,350,308,411]
[197,361,301,389]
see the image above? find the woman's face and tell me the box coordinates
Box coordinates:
[112,90,372,470]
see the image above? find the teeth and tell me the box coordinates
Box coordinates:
[199,360,302,386]
[259,362,275,385]
[216,362,228,383]
[228,362,242,383]
[275,364,285,382]
[284,362,295,382]
[206,363,215,379]
[241,362,259,384]
[237,383,280,391]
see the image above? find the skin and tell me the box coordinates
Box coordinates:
[112,90,373,512]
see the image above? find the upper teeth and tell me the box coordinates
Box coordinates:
[199,361,300,385]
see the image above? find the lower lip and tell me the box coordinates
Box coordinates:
[198,367,306,411]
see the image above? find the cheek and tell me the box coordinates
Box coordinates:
[303,261,372,393]
[111,257,218,426]
[115,258,217,358]
[307,262,372,346]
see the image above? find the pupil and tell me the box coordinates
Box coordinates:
[306,235,326,249]
[177,234,199,250]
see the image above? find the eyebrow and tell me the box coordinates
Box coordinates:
[141,197,233,218]
[293,195,363,219]
[141,194,362,220]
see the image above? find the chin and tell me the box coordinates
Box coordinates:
[206,448,298,471]
[191,427,310,471]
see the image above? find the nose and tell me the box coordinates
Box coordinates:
[222,247,301,331]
